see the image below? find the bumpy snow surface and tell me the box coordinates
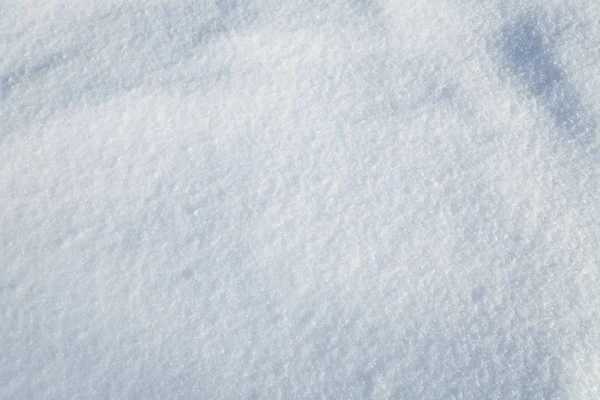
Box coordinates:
[2,0,600,398]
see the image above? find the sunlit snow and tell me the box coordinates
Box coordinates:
[2,0,600,398]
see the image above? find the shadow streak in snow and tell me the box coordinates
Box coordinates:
[500,16,596,142]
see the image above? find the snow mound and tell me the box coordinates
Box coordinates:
[2,0,599,398]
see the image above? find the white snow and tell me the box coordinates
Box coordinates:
[2,0,600,398]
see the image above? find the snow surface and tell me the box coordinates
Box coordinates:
[2,0,600,398]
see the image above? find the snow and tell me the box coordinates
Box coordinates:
[2,0,600,398]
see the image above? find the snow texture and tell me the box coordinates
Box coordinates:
[2,0,600,398]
